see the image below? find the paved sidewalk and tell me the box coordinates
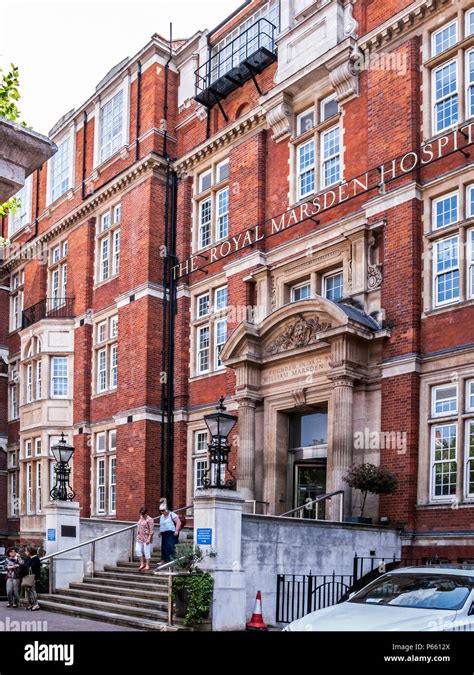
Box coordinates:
[0,603,139,631]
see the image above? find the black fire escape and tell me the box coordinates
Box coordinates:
[194,18,277,120]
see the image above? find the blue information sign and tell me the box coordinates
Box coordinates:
[47,529,56,541]
[196,528,212,545]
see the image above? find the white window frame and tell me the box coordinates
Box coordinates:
[197,293,210,318]
[97,348,107,393]
[26,363,33,403]
[198,197,212,249]
[10,288,23,332]
[198,169,212,193]
[97,87,127,165]
[465,419,474,499]
[430,423,458,501]
[9,177,32,237]
[432,58,459,135]
[9,382,18,420]
[323,269,344,301]
[97,321,107,344]
[109,455,117,514]
[297,138,316,200]
[36,461,42,513]
[35,438,42,456]
[96,432,106,453]
[214,285,228,312]
[214,318,227,370]
[432,191,459,230]
[25,440,32,458]
[216,187,229,242]
[320,95,339,122]
[296,107,315,136]
[96,458,106,514]
[110,344,118,389]
[321,125,341,189]
[9,472,18,517]
[216,159,229,183]
[431,19,458,58]
[466,380,474,413]
[110,315,118,339]
[194,457,208,491]
[197,325,210,374]
[112,228,121,276]
[26,462,33,514]
[468,228,474,300]
[195,430,208,453]
[431,383,458,418]
[51,356,69,399]
[466,48,474,120]
[467,8,474,37]
[291,281,311,302]
[433,235,460,307]
[36,360,42,399]
[47,130,74,205]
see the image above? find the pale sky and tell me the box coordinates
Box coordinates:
[0,0,239,135]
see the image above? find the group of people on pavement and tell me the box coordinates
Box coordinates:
[3,545,42,611]
[135,500,182,571]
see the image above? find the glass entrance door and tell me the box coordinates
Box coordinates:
[294,462,327,519]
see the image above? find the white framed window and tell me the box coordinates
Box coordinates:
[97,349,107,393]
[199,197,212,249]
[467,49,474,119]
[468,228,474,300]
[291,282,311,302]
[214,318,227,370]
[9,472,18,517]
[26,463,33,514]
[194,458,208,490]
[217,159,229,183]
[197,293,210,318]
[62,240,69,257]
[432,192,458,230]
[96,206,120,283]
[216,187,229,241]
[52,246,61,264]
[96,432,106,453]
[321,125,341,188]
[51,356,68,398]
[431,20,458,57]
[432,59,459,134]
[297,139,315,200]
[25,440,32,458]
[466,420,474,498]
[198,169,212,193]
[197,325,210,374]
[48,239,68,309]
[26,363,33,403]
[433,235,460,306]
[195,430,208,453]
[467,380,474,412]
[109,456,117,513]
[36,462,42,513]
[110,344,118,389]
[214,286,228,312]
[10,286,23,332]
[110,316,118,339]
[9,383,18,420]
[109,429,116,452]
[49,135,73,203]
[36,360,42,399]
[9,177,32,236]
[431,423,457,499]
[35,438,42,456]
[432,384,458,417]
[296,107,315,135]
[468,185,474,218]
[99,90,124,163]
[9,451,17,468]
[97,321,107,343]
[324,270,344,301]
[321,95,339,122]
[97,458,106,514]
[467,8,474,37]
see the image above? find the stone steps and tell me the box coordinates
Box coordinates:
[57,587,169,610]
[38,592,177,622]
[69,580,168,598]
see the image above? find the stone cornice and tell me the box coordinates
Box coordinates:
[358,0,451,54]
[1,153,168,275]
[174,110,266,176]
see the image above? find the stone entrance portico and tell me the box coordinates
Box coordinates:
[221,298,388,517]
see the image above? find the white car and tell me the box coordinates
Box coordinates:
[283,567,474,632]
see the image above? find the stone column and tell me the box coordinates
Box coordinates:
[330,375,355,519]
[235,397,257,504]
[43,501,83,591]
[194,489,246,631]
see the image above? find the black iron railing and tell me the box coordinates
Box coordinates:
[22,297,75,328]
[195,18,277,108]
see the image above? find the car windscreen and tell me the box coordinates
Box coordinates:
[349,573,474,611]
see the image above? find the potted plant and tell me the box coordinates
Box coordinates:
[343,463,398,524]
[171,543,215,627]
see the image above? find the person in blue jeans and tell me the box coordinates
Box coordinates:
[159,502,181,562]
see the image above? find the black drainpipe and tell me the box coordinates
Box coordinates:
[81,111,88,200]
[135,61,142,161]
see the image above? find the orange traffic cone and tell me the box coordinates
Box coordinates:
[246,590,268,631]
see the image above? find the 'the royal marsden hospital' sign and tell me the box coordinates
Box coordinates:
[173,123,473,280]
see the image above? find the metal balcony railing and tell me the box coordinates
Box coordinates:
[195,18,277,108]
[22,297,75,328]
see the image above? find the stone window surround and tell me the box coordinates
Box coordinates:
[192,153,230,254]
[22,336,43,405]
[92,309,119,397]
[9,268,25,334]
[92,75,131,170]
[418,367,474,506]
[190,279,228,378]
[423,177,474,312]
[422,6,474,139]
[91,425,117,516]
[46,125,75,207]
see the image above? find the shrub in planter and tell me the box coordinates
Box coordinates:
[171,543,215,626]
[343,463,398,520]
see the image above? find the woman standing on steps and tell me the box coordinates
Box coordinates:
[135,507,154,571]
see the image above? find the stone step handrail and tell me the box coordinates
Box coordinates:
[278,490,345,522]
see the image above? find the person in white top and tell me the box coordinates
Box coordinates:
[159,501,181,562]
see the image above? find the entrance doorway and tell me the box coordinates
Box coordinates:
[294,461,327,519]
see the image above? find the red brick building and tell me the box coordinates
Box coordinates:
[1,0,473,563]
